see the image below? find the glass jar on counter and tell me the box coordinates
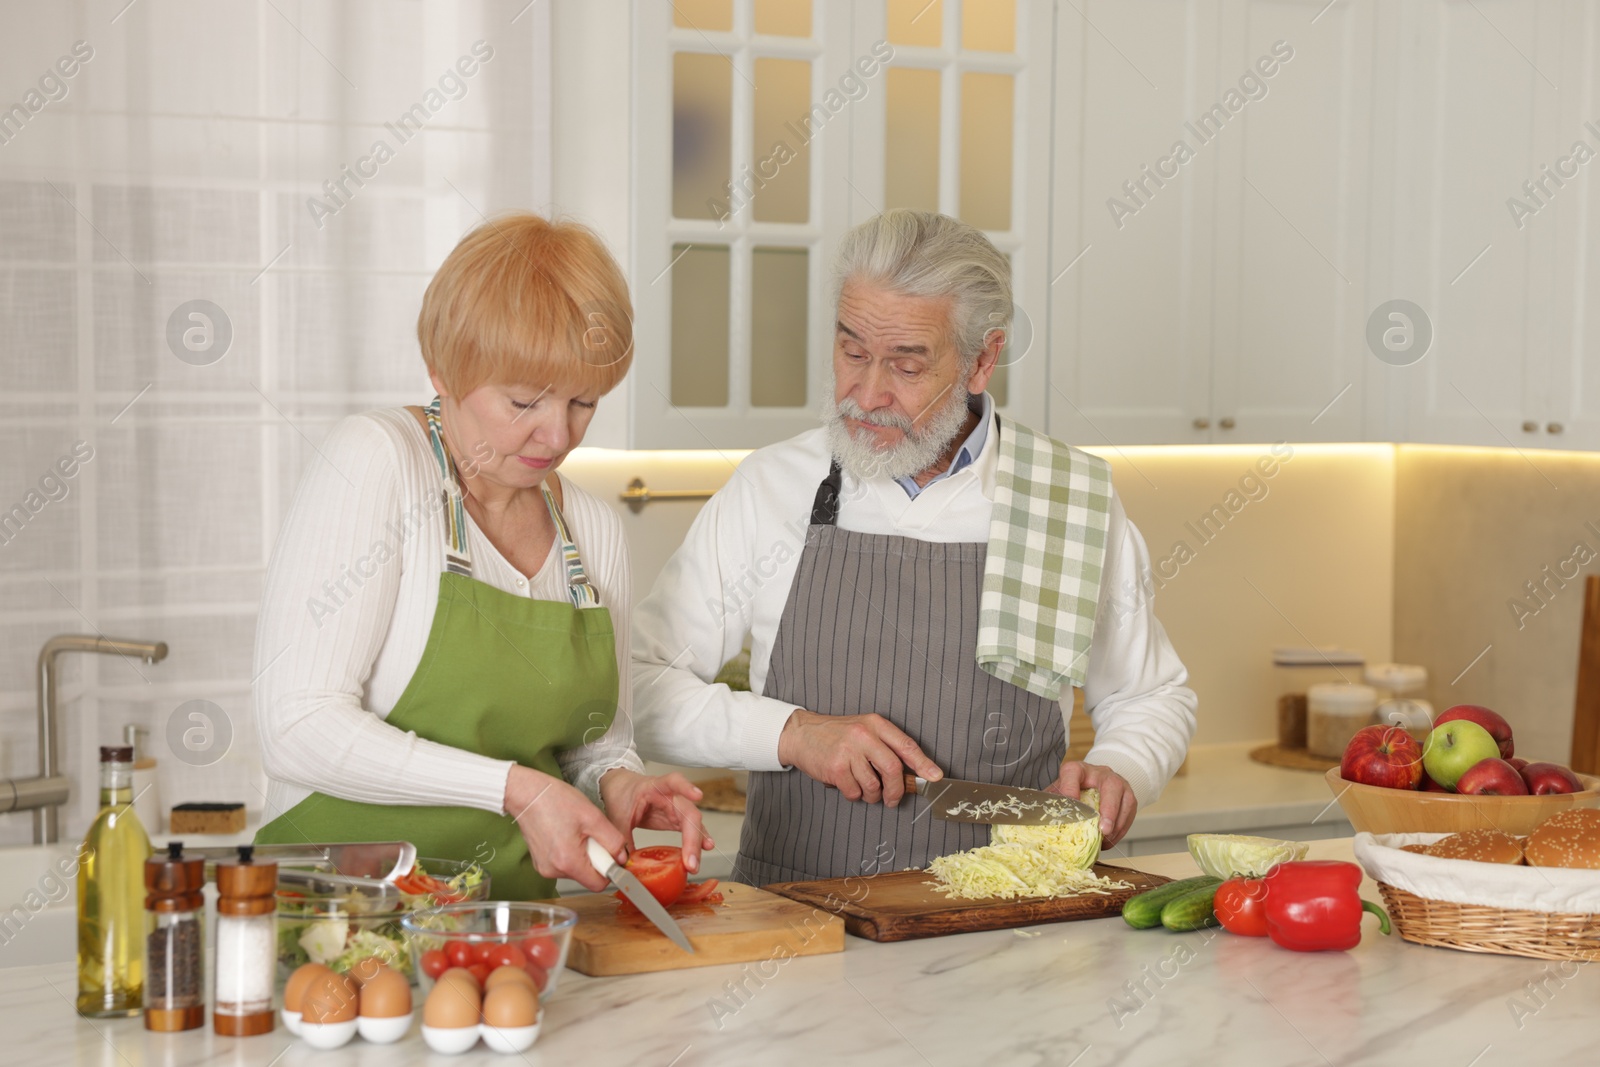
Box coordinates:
[143,841,205,1031]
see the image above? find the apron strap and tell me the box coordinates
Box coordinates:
[810,460,844,527]
[541,487,601,609]
[423,397,474,577]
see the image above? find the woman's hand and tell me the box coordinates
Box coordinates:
[599,769,714,875]
[503,764,627,892]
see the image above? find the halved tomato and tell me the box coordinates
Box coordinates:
[617,845,688,910]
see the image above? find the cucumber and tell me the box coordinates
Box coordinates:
[1160,882,1222,931]
[1121,876,1221,929]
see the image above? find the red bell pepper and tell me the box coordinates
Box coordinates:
[1262,860,1390,952]
[1214,877,1270,937]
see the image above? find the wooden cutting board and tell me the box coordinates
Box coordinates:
[765,862,1171,942]
[545,882,844,976]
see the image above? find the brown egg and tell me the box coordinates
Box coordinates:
[300,970,360,1025]
[482,983,539,1029]
[423,975,481,1030]
[437,966,481,994]
[283,962,333,1015]
[357,965,412,1019]
[345,955,387,987]
[483,965,538,996]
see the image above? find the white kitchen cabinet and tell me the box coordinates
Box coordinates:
[1048,0,1375,446]
[619,0,1600,451]
[1378,0,1575,451]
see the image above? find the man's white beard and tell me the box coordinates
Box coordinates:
[823,377,972,483]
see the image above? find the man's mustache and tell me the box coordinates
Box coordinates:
[834,398,912,433]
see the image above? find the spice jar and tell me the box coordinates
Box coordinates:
[214,845,277,1036]
[144,841,205,1032]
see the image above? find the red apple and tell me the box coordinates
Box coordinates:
[1341,724,1425,790]
[1519,762,1583,796]
[1455,758,1530,796]
[1435,705,1514,759]
[1507,757,1529,772]
[1419,771,1453,793]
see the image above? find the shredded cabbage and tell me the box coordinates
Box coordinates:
[926,789,1131,900]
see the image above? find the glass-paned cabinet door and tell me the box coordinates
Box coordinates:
[853,0,1052,424]
[633,0,851,448]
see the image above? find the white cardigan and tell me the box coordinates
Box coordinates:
[631,423,1198,808]
[254,407,643,823]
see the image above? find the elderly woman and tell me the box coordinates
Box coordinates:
[254,214,709,899]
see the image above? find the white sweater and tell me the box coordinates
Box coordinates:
[631,424,1198,807]
[254,408,643,822]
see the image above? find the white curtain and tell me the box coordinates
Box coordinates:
[0,0,551,845]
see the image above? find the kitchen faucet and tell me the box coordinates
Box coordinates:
[0,635,169,844]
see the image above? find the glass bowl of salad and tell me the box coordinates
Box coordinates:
[275,857,489,988]
[401,902,578,999]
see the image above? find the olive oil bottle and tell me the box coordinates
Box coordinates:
[77,745,152,1017]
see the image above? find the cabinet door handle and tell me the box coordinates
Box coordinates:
[1548,422,1564,434]
[1219,417,1236,430]
[1522,420,1539,433]
[1192,417,1211,430]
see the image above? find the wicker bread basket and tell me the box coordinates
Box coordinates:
[1376,882,1600,962]
[1355,832,1600,961]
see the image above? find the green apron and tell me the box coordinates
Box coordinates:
[256,399,618,900]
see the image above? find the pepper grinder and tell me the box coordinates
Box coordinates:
[144,841,205,1031]
[213,845,277,1036]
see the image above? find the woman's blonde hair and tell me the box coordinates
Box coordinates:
[418,213,633,397]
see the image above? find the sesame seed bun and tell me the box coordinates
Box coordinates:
[1524,808,1600,869]
[1416,829,1526,865]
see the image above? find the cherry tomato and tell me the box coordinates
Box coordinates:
[485,943,526,971]
[523,962,549,992]
[469,941,497,966]
[445,941,474,969]
[1214,877,1270,937]
[521,935,561,970]
[466,962,491,986]
[618,845,687,910]
[420,949,449,980]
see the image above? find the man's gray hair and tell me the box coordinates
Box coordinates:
[831,209,1012,369]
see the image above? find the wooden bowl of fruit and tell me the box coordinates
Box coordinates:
[1326,704,1600,835]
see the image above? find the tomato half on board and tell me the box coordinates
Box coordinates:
[616,845,688,911]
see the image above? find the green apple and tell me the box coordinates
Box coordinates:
[1423,720,1502,789]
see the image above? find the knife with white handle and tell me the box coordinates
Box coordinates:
[585,838,695,955]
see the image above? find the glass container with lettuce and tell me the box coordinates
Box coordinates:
[275,857,487,987]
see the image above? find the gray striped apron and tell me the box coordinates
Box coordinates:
[733,461,1068,886]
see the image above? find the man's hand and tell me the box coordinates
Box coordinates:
[598,768,715,875]
[1047,761,1136,846]
[777,709,943,805]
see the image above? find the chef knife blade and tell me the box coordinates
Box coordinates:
[904,775,1099,826]
[585,839,695,955]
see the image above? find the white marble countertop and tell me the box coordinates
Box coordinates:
[8,837,1596,1066]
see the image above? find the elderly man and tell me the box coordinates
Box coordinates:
[632,209,1196,885]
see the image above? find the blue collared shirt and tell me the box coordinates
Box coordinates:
[895,392,993,499]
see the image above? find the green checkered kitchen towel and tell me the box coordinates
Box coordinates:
[976,417,1113,700]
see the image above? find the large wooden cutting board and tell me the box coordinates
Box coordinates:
[765,862,1171,942]
[545,882,844,976]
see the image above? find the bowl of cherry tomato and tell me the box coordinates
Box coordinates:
[401,902,577,999]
